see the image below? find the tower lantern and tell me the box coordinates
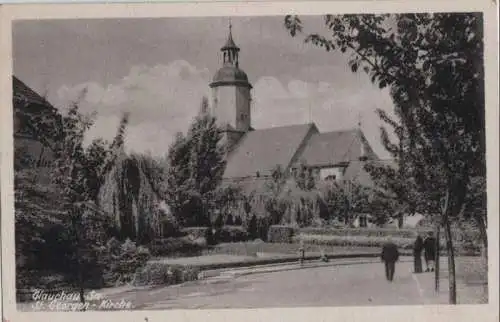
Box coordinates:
[222,22,240,68]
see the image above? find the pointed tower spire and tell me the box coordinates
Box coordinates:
[221,19,240,68]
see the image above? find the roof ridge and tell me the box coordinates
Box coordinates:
[250,122,315,132]
[320,128,359,135]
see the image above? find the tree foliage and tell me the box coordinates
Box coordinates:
[50,100,129,296]
[284,12,485,304]
[164,98,227,227]
[14,89,130,300]
[318,179,372,226]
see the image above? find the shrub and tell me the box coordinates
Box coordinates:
[215,225,249,243]
[247,215,258,240]
[106,237,122,255]
[180,226,216,245]
[192,237,208,248]
[121,238,138,254]
[181,227,211,239]
[213,214,224,228]
[268,225,295,243]
[149,237,205,257]
[102,239,151,287]
[132,263,200,287]
[256,216,270,242]
[225,215,235,226]
[161,214,182,237]
[310,217,327,228]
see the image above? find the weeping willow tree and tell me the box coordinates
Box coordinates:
[246,164,327,227]
[98,152,168,243]
[279,182,327,227]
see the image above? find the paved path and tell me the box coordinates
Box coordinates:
[18,257,486,311]
[97,258,483,310]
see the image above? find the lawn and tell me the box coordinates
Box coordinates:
[147,241,388,270]
[441,256,488,287]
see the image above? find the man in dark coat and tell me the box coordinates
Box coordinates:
[413,234,424,273]
[423,232,437,272]
[381,237,400,282]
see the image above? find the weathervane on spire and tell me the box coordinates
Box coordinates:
[221,17,240,67]
[357,112,363,129]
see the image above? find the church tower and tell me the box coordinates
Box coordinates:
[209,22,252,150]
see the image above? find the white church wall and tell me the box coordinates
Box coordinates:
[235,85,251,131]
[212,86,237,127]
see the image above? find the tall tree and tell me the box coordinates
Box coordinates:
[364,108,420,228]
[284,13,485,304]
[50,97,129,305]
[165,98,226,227]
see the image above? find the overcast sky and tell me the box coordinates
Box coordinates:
[13,16,395,158]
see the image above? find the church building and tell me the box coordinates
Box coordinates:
[209,25,380,194]
[13,24,427,229]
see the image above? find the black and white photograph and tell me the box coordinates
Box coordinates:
[1,2,498,319]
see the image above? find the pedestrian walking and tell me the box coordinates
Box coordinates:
[381,237,400,282]
[413,234,424,273]
[423,232,436,272]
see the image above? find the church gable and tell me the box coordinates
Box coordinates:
[223,123,318,179]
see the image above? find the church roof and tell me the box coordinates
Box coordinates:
[298,129,377,167]
[221,26,239,51]
[211,66,251,87]
[223,123,318,179]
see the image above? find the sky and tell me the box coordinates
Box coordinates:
[13,16,396,158]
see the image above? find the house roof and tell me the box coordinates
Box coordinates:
[223,123,318,179]
[13,76,62,152]
[13,76,55,111]
[298,129,377,167]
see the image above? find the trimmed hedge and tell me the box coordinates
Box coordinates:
[295,234,480,255]
[296,234,418,249]
[149,237,206,257]
[298,227,433,239]
[268,225,295,243]
[297,227,482,250]
[132,262,200,287]
[214,225,249,243]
